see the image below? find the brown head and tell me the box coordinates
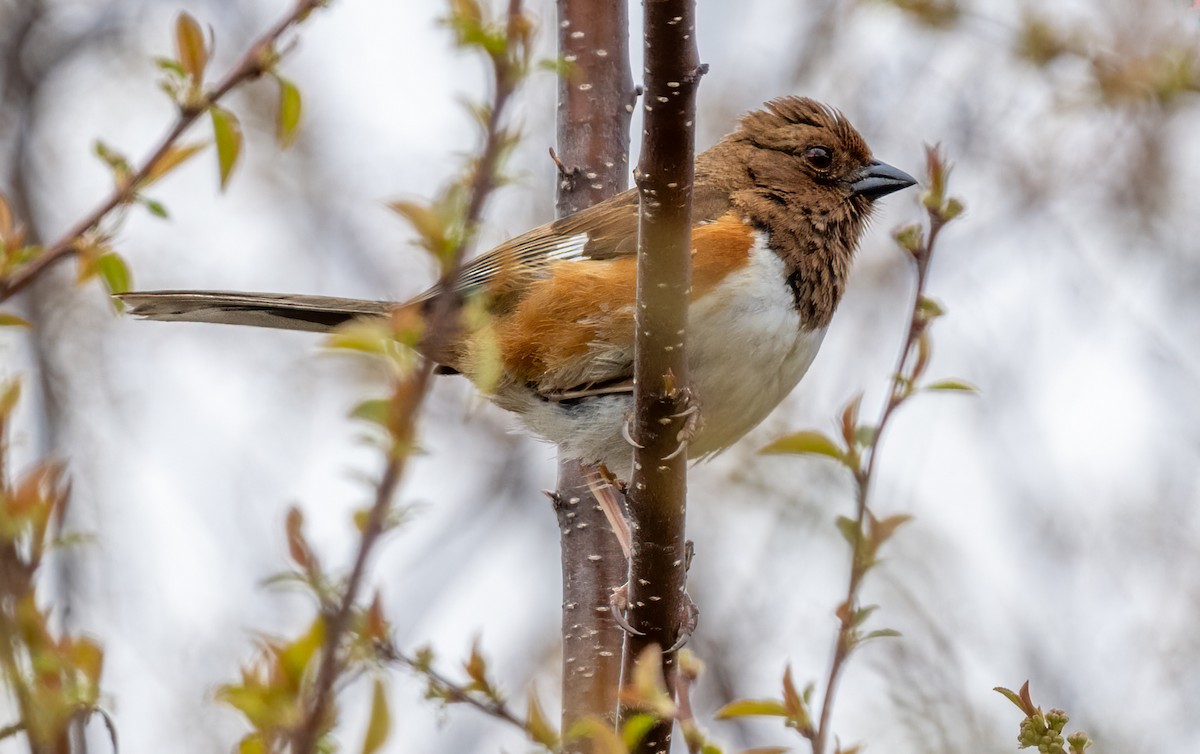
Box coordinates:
[697,97,916,328]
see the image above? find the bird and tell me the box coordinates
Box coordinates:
[119,97,915,479]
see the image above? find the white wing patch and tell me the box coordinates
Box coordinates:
[414,232,592,303]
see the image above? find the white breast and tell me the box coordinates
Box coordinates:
[512,230,825,475]
[685,230,826,458]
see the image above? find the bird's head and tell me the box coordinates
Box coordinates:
[696,97,917,328]
[722,96,916,224]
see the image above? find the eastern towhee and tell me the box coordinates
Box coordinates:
[120,97,916,477]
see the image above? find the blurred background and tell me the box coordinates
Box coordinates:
[1,0,1198,751]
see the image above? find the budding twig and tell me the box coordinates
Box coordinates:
[290,4,528,751]
[0,0,327,303]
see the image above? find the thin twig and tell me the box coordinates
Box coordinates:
[290,4,526,751]
[389,650,530,733]
[0,0,326,303]
[812,213,946,754]
[0,721,25,742]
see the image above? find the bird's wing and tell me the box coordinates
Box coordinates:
[413,180,735,310]
[482,211,756,399]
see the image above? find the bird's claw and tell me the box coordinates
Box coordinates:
[609,582,646,636]
[662,388,701,461]
[666,593,700,652]
[622,417,645,450]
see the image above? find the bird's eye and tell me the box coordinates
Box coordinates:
[804,146,834,170]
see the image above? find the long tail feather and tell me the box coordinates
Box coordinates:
[116,291,395,333]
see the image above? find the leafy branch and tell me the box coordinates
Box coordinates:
[0,379,112,751]
[0,0,327,306]
[385,644,561,752]
[217,2,535,752]
[727,145,970,754]
[807,145,967,754]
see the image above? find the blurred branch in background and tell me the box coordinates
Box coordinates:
[216,2,538,752]
[717,146,969,754]
[0,0,329,307]
[0,1,333,751]
[551,0,635,747]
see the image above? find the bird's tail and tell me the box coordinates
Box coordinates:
[115,291,395,333]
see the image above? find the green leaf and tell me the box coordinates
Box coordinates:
[620,713,657,753]
[0,380,20,421]
[141,197,169,219]
[279,617,325,691]
[0,312,31,328]
[360,678,391,754]
[175,11,208,81]
[276,77,303,147]
[93,140,131,183]
[388,199,448,259]
[97,252,132,296]
[238,735,268,754]
[916,295,945,319]
[925,379,978,393]
[835,516,862,549]
[627,644,673,715]
[93,140,128,169]
[862,628,902,642]
[210,106,243,190]
[870,513,913,547]
[568,716,629,754]
[850,604,878,629]
[525,691,559,749]
[464,640,488,688]
[942,196,966,221]
[760,430,844,461]
[892,223,924,255]
[994,686,1028,713]
[141,141,207,187]
[285,506,314,570]
[351,399,391,428]
[854,424,877,448]
[714,698,790,719]
[327,319,393,357]
[995,681,1038,716]
[781,665,806,723]
[154,57,186,77]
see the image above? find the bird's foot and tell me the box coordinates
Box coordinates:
[609,581,700,647]
[666,591,700,651]
[662,388,701,461]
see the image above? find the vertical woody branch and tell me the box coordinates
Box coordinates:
[554,1,636,215]
[553,0,635,747]
[624,0,703,749]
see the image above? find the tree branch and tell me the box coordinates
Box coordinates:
[291,3,529,751]
[0,0,328,303]
[622,0,704,752]
[553,1,635,748]
[812,147,958,754]
[389,650,531,736]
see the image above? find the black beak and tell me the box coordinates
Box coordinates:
[850,160,917,199]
